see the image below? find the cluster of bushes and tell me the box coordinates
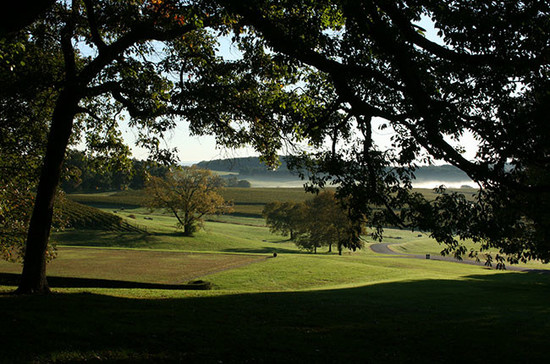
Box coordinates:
[263,191,364,254]
[222,176,251,188]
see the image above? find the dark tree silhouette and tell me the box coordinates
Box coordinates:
[223,0,550,265]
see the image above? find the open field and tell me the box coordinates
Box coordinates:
[53,206,297,253]
[68,187,318,217]
[0,247,267,287]
[381,229,550,270]
[1,190,549,362]
[68,185,477,218]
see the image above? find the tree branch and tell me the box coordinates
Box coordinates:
[223,3,404,92]
[82,0,107,51]
[376,0,549,68]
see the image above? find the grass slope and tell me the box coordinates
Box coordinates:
[54,207,297,253]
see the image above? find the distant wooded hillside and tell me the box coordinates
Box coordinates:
[195,156,295,177]
[195,157,471,182]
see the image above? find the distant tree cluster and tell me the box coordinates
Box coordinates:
[263,191,364,254]
[222,176,251,188]
[61,150,170,193]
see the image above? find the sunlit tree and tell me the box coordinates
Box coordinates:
[146,166,232,235]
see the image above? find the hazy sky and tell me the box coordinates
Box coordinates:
[120,16,479,164]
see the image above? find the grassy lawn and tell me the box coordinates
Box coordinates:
[1,268,548,363]
[53,212,297,254]
[1,190,549,362]
[0,247,267,287]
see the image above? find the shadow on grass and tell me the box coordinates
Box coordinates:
[222,247,303,254]
[74,202,141,210]
[228,212,263,218]
[151,231,192,237]
[1,272,549,363]
[0,273,210,290]
[54,230,153,248]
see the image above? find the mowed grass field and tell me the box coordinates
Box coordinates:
[1,188,549,363]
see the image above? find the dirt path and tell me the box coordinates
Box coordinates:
[369,243,537,272]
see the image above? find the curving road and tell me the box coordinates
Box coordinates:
[369,242,541,272]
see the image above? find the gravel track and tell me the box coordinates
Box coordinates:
[369,243,543,272]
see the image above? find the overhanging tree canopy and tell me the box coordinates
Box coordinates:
[2,0,300,294]
[2,0,549,294]
[219,0,550,264]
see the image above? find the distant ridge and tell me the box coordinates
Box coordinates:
[195,156,294,177]
[195,157,470,182]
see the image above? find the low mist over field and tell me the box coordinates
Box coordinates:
[196,157,474,189]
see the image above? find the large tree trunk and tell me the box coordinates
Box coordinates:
[15,90,78,294]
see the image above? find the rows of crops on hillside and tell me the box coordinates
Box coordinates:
[67,190,146,207]
[59,199,145,232]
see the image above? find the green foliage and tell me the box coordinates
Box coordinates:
[0,184,64,263]
[295,191,364,254]
[221,0,550,263]
[0,183,38,262]
[263,201,307,239]
[62,150,170,193]
[0,30,63,187]
[222,175,251,188]
[264,191,364,254]
[145,166,233,235]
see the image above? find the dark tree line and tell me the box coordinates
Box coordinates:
[197,156,295,176]
[61,150,170,193]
